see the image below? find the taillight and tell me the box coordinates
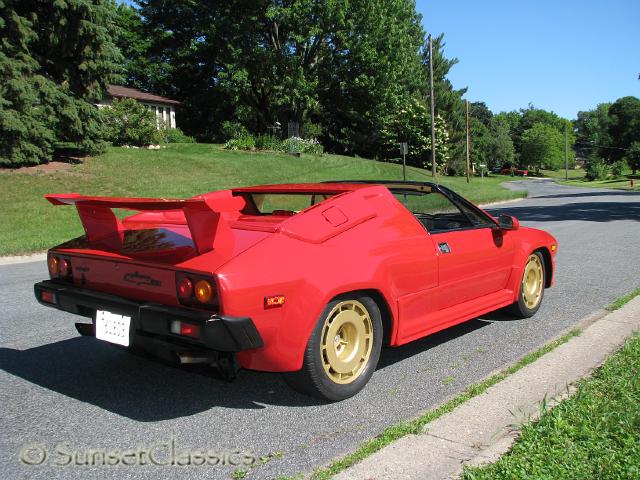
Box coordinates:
[48,256,59,277]
[175,272,217,308]
[48,254,73,281]
[194,280,214,303]
[177,277,193,299]
[59,258,71,277]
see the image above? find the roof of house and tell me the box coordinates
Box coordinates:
[107,85,180,106]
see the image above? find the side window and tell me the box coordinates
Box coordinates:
[393,191,492,233]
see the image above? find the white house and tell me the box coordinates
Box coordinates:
[98,85,181,129]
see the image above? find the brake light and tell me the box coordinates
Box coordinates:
[59,258,71,277]
[177,277,193,299]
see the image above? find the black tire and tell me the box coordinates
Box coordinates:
[284,295,383,401]
[510,251,546,318]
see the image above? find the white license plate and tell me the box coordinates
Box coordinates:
[96,310,131,347]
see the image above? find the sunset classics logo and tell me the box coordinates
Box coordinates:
[19,439,259,467]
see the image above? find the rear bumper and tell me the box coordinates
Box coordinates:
[34,280,263,352]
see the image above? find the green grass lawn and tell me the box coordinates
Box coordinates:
[538,168,585,180]
[462,332,640,480]
[537,167,640,191]
[559,176,640,191]
[0,144,524,255]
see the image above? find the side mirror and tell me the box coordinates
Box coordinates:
[497,214,520,231]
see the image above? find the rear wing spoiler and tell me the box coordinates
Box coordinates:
[45,192,246,255]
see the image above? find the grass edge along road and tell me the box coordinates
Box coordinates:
[290,289,640,480]
[292,329,581,480]
[0,144,524,256]
[462,289,640,479]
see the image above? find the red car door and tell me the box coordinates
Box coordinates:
[431,227,514,310]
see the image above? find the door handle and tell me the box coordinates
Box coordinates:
[438,242,452,254]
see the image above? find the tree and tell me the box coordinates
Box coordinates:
[574,103,611,160]
[380,99,450,172]
[131,0,429,155]
[468,118,492,169]
[0,2,56,165]
[626,142,640,175]
[607,96,640,162]
[0,0,122,165]
[488,117,515,168]
[521,122,565,171]
[318,0,426,157]
[469,102,493,127]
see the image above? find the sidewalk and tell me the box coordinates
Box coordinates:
[335,296,640,480]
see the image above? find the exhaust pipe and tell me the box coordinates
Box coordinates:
[176,351,241,381]
[176,352,215,365]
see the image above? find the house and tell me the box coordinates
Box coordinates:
[98,85,181,129]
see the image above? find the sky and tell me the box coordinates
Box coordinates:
[416,0,639,119]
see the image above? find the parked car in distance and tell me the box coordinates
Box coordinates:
[501,167,529,176]
[35,181,557,401]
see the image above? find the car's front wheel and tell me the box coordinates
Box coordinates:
[511,251,546,318]
[284,296,382,401]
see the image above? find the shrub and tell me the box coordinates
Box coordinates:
[282,136,323,155]
[221,121,249,141]
[224,135,255,151]
[302,122,322,140]
[162,127,196,143]
[102,98,161,146]
[610,160,625,179]
[585,157,608,181]
[282,136,305,154]
[255,134,282,151]
[301,138,323,155]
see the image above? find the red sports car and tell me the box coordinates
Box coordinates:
[35,181,557,401]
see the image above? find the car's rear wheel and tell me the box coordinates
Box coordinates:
[511,251,546,318]
[284,296,382,401]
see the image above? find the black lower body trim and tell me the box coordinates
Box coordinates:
[34,280,263,352]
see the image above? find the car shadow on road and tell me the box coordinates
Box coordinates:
[487,200,640,223]
[377,318,492,369]
[0,337,328,421]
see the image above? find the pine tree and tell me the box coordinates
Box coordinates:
[0,0,122,166]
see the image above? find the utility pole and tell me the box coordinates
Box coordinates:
[428,34,436,178]
[564,123,569,180]
[466,100,470,183]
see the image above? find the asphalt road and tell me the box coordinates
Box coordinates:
[1,179,639,480]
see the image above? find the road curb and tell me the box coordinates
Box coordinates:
[334,297,640,480]
[0,252,47,266]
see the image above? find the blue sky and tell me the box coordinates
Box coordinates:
[417,0,639,119]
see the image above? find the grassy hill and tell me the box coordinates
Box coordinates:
[0,144,525,255]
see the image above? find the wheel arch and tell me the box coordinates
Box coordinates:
[329,288,394,346]
[535,247,553,288]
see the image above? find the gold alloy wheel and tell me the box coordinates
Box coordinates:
[320,300,374,384]
[522,254,544,309]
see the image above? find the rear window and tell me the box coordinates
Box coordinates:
[241,193,335,215]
